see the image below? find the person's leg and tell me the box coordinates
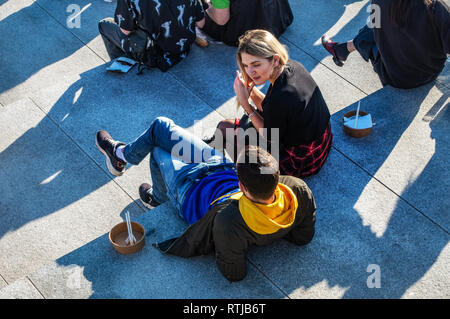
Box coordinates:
[322,24,375,66]
[123,117,228,166]
[206,113,272,163]
[148,147,198,217]
[145,145,230,220]
[352,24,377,62]
[96,117,230,176]
[98,17,129,60]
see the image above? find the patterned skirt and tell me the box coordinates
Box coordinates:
[279,121,333,178]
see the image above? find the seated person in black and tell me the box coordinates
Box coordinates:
[99,0,206,71]
[321,0,450,89]
[210,30,333,178]
[199,0,294,46]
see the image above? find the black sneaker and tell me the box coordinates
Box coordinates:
[202,134,215,145]
[139,183,161,209]
[95,130,127,176]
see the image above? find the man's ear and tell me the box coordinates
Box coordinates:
[238,181,245,192]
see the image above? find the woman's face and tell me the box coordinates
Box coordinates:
[240,52,277,85]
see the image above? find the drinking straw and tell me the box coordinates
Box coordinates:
[125,211,135,245]
[354,101,361,128]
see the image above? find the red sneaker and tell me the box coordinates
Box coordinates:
[321,35,346,67]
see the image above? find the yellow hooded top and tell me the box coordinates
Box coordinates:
[212,183,298,235]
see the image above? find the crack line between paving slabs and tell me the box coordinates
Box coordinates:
[282,36,370,97]
[33,0,108,64]
[328,133,450,236]
[247,258,291,299]
[27,97,147,215]
[0,273,8,285]
[26,276,47,299]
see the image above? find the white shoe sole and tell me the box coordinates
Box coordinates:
[140,198,154,210]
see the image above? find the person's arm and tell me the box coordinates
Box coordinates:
[206,0,230,25]
[115,0,136,34]
[213,210,248,282]
[249,86,266,112]
[196,17,206,29]
[234,71,265,132]
[281,177,317,246]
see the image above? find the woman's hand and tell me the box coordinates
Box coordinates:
[234,71,254,109]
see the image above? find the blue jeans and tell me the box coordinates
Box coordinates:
[122,117,235,217]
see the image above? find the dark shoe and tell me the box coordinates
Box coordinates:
[139,183,161,209]
[95,130,127,176]
[202,134,215,145]
[321,35,346,67]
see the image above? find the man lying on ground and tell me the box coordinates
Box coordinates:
[96,117,316,281]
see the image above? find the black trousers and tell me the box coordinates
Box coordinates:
[98,17,131,60]
[353,24,379,65]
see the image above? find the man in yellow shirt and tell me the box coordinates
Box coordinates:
[96,117,316,282]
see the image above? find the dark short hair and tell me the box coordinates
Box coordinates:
[236,145,279,200]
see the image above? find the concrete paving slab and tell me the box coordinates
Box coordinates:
[35,0,115,43]
[331,83,450,230]
[35,0,116,61]
[1,0,449,300]
[436,58,450,90]
[0,0,33,21]
[0,277,43,299]
[0,97,144,282]
[27,63,227,203]
[248,148,450,298]
[28,202,285,299]
[0,0,104,105]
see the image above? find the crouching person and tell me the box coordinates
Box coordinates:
[99,0,206,72]
[96,117,316,282]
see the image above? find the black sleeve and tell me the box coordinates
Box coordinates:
[433,0,450,54]
[114,0,137,31]
[195,0,206,22]
[213,209,248,282]
[280,176,317,246]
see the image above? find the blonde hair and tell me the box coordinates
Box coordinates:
[237,29,289,85]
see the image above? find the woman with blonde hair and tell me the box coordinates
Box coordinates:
[209,29,333,178]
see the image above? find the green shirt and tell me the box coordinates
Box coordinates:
[211,0,230,9]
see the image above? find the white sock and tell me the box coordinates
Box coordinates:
[115,145,126,162]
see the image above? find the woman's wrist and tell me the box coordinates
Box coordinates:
[242,103,253,115]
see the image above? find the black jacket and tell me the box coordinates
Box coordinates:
[155,175,316,282]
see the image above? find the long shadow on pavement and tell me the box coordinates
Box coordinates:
[26,81,449,299]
